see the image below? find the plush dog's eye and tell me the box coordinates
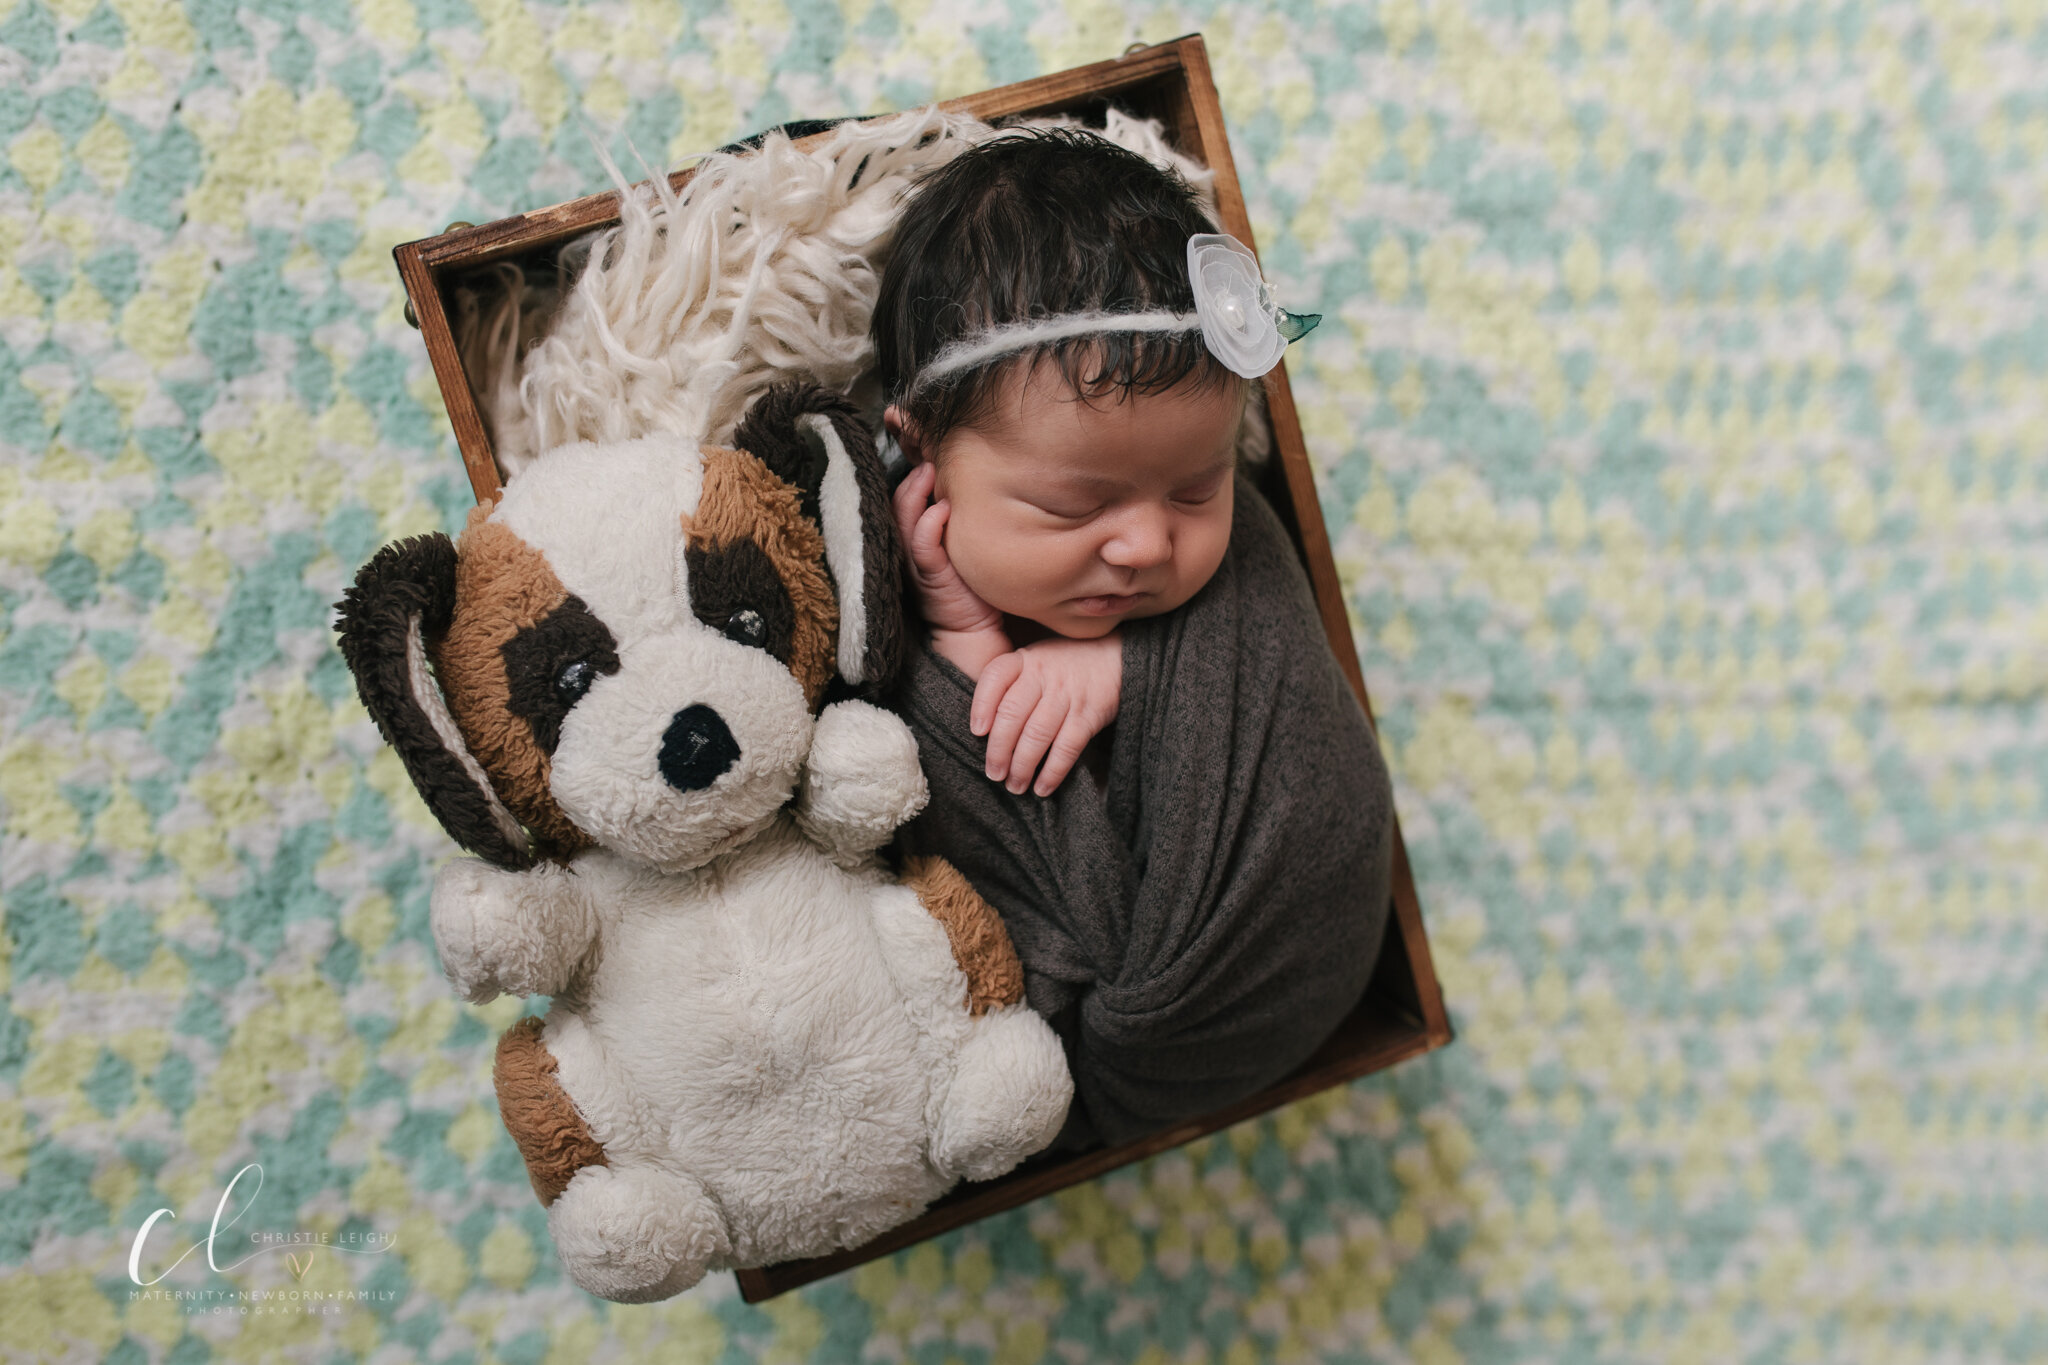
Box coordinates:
[554,659,596,705]
[724,608,767,648]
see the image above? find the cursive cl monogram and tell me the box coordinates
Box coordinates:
[127,1164,393,1285]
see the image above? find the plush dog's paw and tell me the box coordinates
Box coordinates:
[795,699,929,863]
[432,859,513,1003]
[931,1005,1073,1184]
[432,858,592,1001]
[548,1164,730,1303]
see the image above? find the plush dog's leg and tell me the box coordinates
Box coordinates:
[505,1009,723,1302]
[547,1163,731,1302]
[493,1016,608,1205]
[793,699,928,866]
[894,858,1073,1182]
[432,858,597,1003]
[931,1006,1073,1182]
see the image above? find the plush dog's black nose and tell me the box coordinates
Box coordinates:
[658,705,739,791]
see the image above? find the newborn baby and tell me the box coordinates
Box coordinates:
[888,348,1239,798]
[874,127,1395,1148]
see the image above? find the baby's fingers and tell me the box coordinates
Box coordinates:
[1004,695,1072,796]
[891,461,936,548]
[908,499,954,580]
[1032,709,1100,797]
[980,671,1045,784]
[970,652,1025,738]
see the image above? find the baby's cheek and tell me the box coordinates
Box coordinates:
[952,524,1081,622]
[944,516,1029,605]
[1193,518,1233,583]
[1165,514,1234,611]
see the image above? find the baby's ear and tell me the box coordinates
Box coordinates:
[732,384,905,696]
[882,404,930,471]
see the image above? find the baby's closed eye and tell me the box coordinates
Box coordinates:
[1020,494,1104,522]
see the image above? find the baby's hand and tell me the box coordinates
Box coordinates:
[893,461,1002,637]
[973,633,1123,797]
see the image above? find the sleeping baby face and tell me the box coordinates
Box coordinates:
[896,359,1244,640]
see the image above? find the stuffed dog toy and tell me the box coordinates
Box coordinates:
[335,384,1071,1301]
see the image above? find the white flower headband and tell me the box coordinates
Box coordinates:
[903,233,1320,401]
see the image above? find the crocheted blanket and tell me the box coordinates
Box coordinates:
[2,2,2042,1362]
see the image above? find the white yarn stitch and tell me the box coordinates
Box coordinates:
[906,310,1202,402]
[902,229,1304,399]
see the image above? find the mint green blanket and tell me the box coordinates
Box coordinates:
[3,2,2042,1361]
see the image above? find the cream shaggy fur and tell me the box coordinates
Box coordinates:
[460,106,1274,477]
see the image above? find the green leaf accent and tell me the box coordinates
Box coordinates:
[1278,309,1322,343]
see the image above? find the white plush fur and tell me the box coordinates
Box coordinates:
[803,412,872,683]
[443,827,1067,1298]
[432,857,595,1003]
[494,438,814,870]
[431,438,1071,1299]
[792,698,928,867]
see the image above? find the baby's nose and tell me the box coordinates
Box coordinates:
[1100,508,1172,569]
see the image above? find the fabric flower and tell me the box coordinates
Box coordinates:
[1187,233,1287,378]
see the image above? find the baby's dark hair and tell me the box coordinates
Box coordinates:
[872,125,1238,449]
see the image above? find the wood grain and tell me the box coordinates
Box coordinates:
[394,240,503,504]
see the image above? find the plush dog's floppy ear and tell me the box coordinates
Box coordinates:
[335,535,537,870]
[731,384,905,696]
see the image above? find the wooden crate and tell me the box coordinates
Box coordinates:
[392,33,1451,1304]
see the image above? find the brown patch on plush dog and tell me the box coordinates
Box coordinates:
[494,1017,607,1205]
[433,505,593,861]
[689,448,838,706]
[903,856,1025,1015]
